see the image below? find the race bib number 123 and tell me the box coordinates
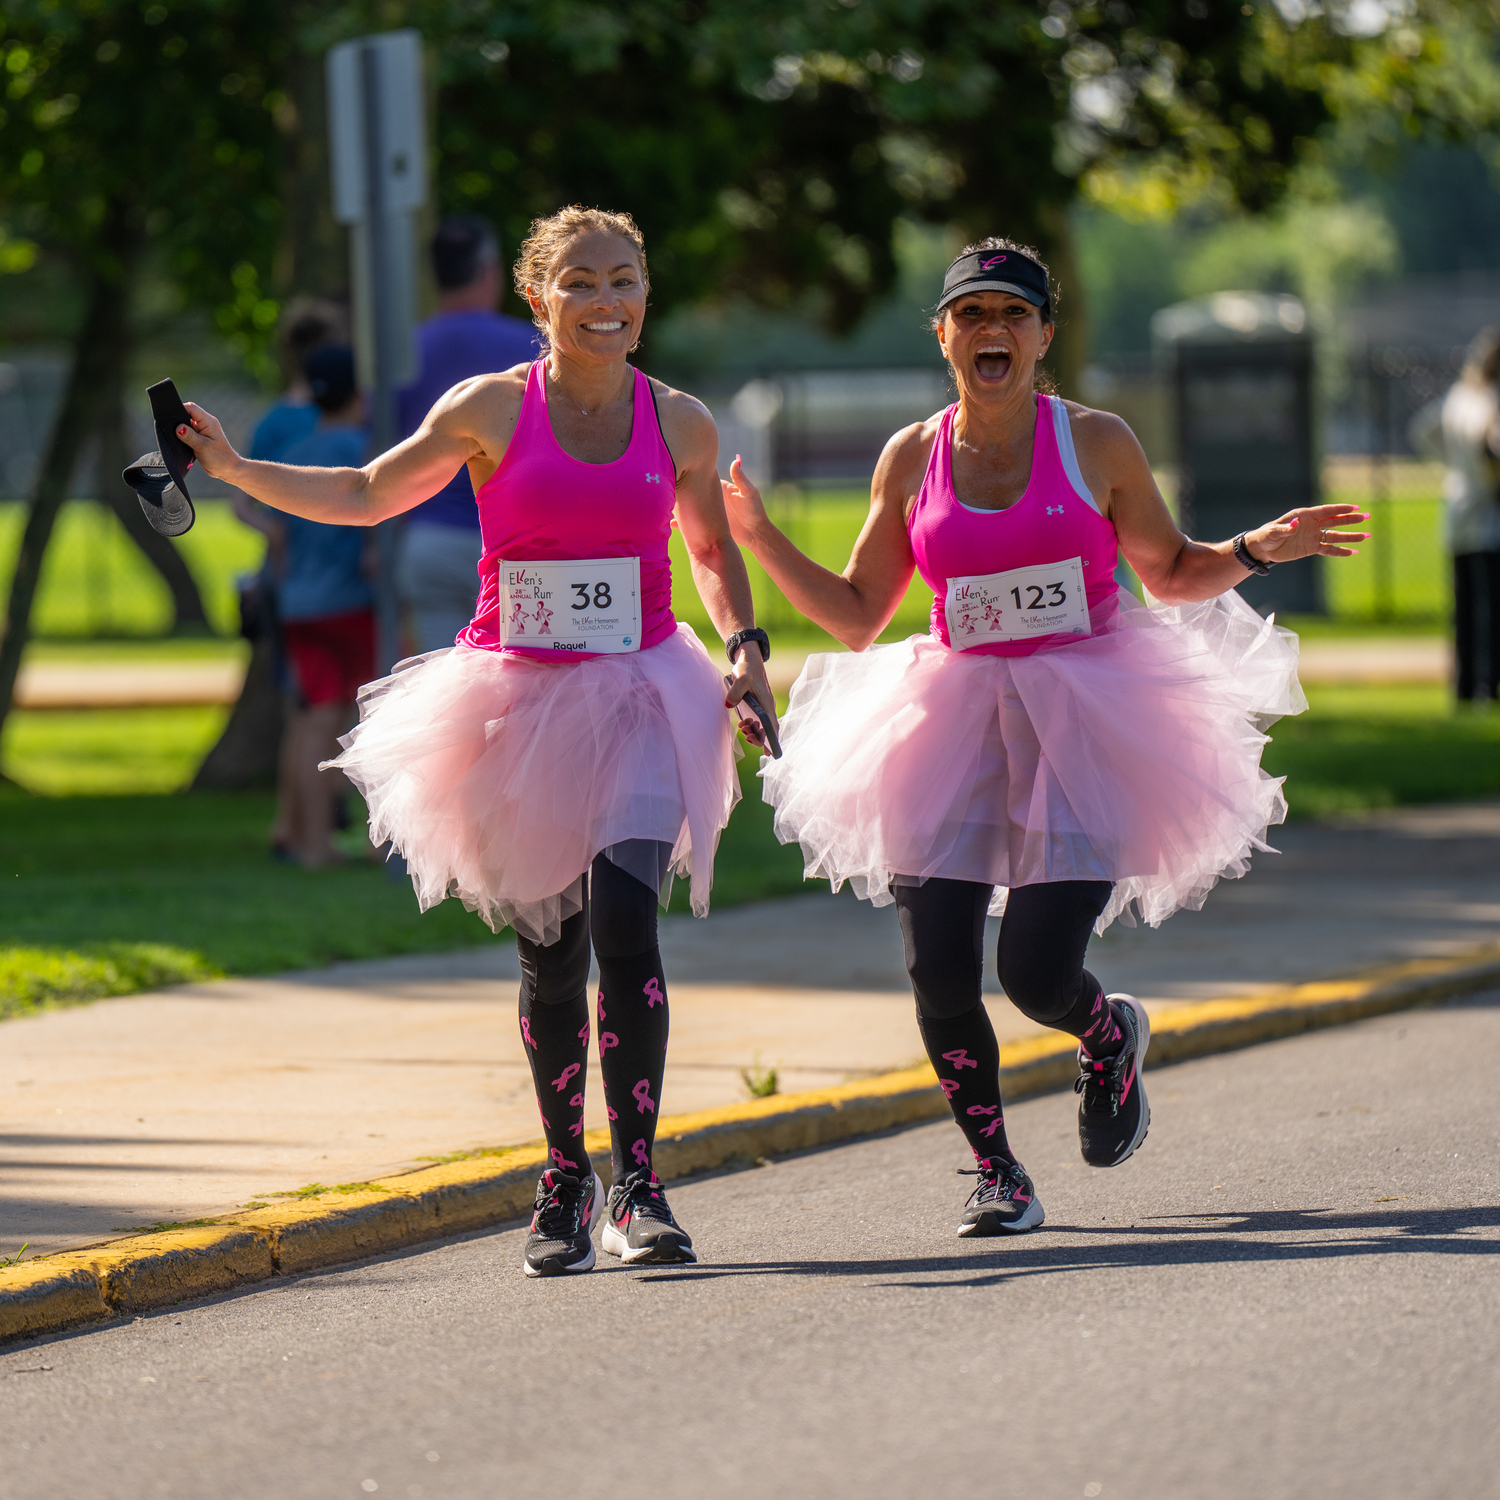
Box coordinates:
[944,555,1091,648]
[499,556,642,653]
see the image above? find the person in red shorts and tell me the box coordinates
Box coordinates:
[275,346,376,866]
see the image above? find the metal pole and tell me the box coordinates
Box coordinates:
[360,42,401,675]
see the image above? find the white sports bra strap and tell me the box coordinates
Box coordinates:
[1049,396,1100,513]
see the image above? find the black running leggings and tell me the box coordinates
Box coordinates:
[893,878,1118,1162]
[515,847,672,1185]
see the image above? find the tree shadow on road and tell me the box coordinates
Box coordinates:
[632,1202,1500,1288]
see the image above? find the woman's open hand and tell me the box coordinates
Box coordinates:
[176,402,246,484]
[1245,503,1371,566]
[720,456,768,547]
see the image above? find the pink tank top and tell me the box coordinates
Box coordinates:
[908,394,1119,658]
[459,361,677,660]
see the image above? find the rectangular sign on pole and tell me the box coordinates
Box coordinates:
[327,30,427,225]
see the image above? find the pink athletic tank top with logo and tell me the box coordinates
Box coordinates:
[908,394,1120,658]
[459,361,677,660]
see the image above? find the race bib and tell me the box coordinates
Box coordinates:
[498,557,642,654]
[944,556,1091,648]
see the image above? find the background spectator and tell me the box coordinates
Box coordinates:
[395,215,542,653]
[251,298,351,463]
[1410,328,1500,702]
[274,345,376,866]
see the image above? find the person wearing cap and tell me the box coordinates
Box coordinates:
[395,216,543,654]
[722,236,1369,1239]
[273,345,377,866]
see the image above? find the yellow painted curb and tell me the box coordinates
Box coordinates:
[5,940,1497,1346]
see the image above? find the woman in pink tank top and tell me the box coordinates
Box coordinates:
[724,239,1369,1239]
[177,208,780,1276]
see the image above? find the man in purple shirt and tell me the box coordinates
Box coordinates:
[396,215,542,652]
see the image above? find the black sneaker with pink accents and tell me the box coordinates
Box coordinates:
[601,1169,696,1265]
[523,1168,604,1278]
[1076,993,1151,1168]
[957,1157,1045,1236]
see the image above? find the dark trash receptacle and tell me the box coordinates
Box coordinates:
[1153,293,1322,616]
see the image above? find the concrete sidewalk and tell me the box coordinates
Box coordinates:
[5,801,1499,1259]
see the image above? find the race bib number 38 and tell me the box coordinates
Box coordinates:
[944,556,1091,649]
[499,557,642,653]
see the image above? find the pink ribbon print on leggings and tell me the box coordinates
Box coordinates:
[643,977,664,1008]
[631,1138,650,1168]
[552,1061,580,1092]
[632,1078,656,1114]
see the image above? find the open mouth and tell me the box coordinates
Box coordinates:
[973,344,1012,381]
[582,320,626,334]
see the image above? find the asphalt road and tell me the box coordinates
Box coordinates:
[4,996,1497,1500]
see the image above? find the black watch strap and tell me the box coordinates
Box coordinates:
[1232,532,1273,576]
[726,627,771,665]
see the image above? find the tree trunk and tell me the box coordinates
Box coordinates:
[0,212,139,758]
[1037,200,1088,402]
[96,361,212,633]
[190,631,285,789]
[272,32,347,300]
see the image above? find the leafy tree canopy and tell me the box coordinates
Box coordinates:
[0,0,290,372]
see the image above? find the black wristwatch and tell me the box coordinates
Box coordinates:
[726,627,770,666]
[1232,532,1273,576]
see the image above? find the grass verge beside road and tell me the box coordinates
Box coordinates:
[0,756,800,1017]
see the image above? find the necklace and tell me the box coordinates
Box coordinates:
[548,366,620,418]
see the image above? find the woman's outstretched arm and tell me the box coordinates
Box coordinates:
[1070,404,1370,604]
[722,425,924,652]
[174,375,517,527]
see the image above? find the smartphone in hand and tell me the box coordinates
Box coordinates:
[725,676,783,759]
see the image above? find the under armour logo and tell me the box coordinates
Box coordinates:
[645,472,661,483]
[1046,505,1064,516]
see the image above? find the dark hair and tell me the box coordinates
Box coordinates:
[275,297,348,387]
[930,237,1058,395]
[432,214,500,290]
[303,345,357,414]
[512,206,649,351]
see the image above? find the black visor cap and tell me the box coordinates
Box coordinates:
[938,248,1051,318]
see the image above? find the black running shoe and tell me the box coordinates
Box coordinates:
[523,1168,604,1278]
[1076,994,1151,1168]
[957,1156,1045,1236]
[601,1169,697,1265]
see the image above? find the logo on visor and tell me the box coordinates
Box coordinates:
[979,255,1007,270]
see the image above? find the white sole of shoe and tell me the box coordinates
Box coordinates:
[957,1196,1046,1237]
[522,1173,604,1278]
[601,1208,696,1264]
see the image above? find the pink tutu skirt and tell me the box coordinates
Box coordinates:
[329,623,740,945]
[761,589,1305,933]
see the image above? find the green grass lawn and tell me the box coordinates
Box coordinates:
[0,499,264,638]
[1263,684,1500,820]
[0,751,798,1020]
